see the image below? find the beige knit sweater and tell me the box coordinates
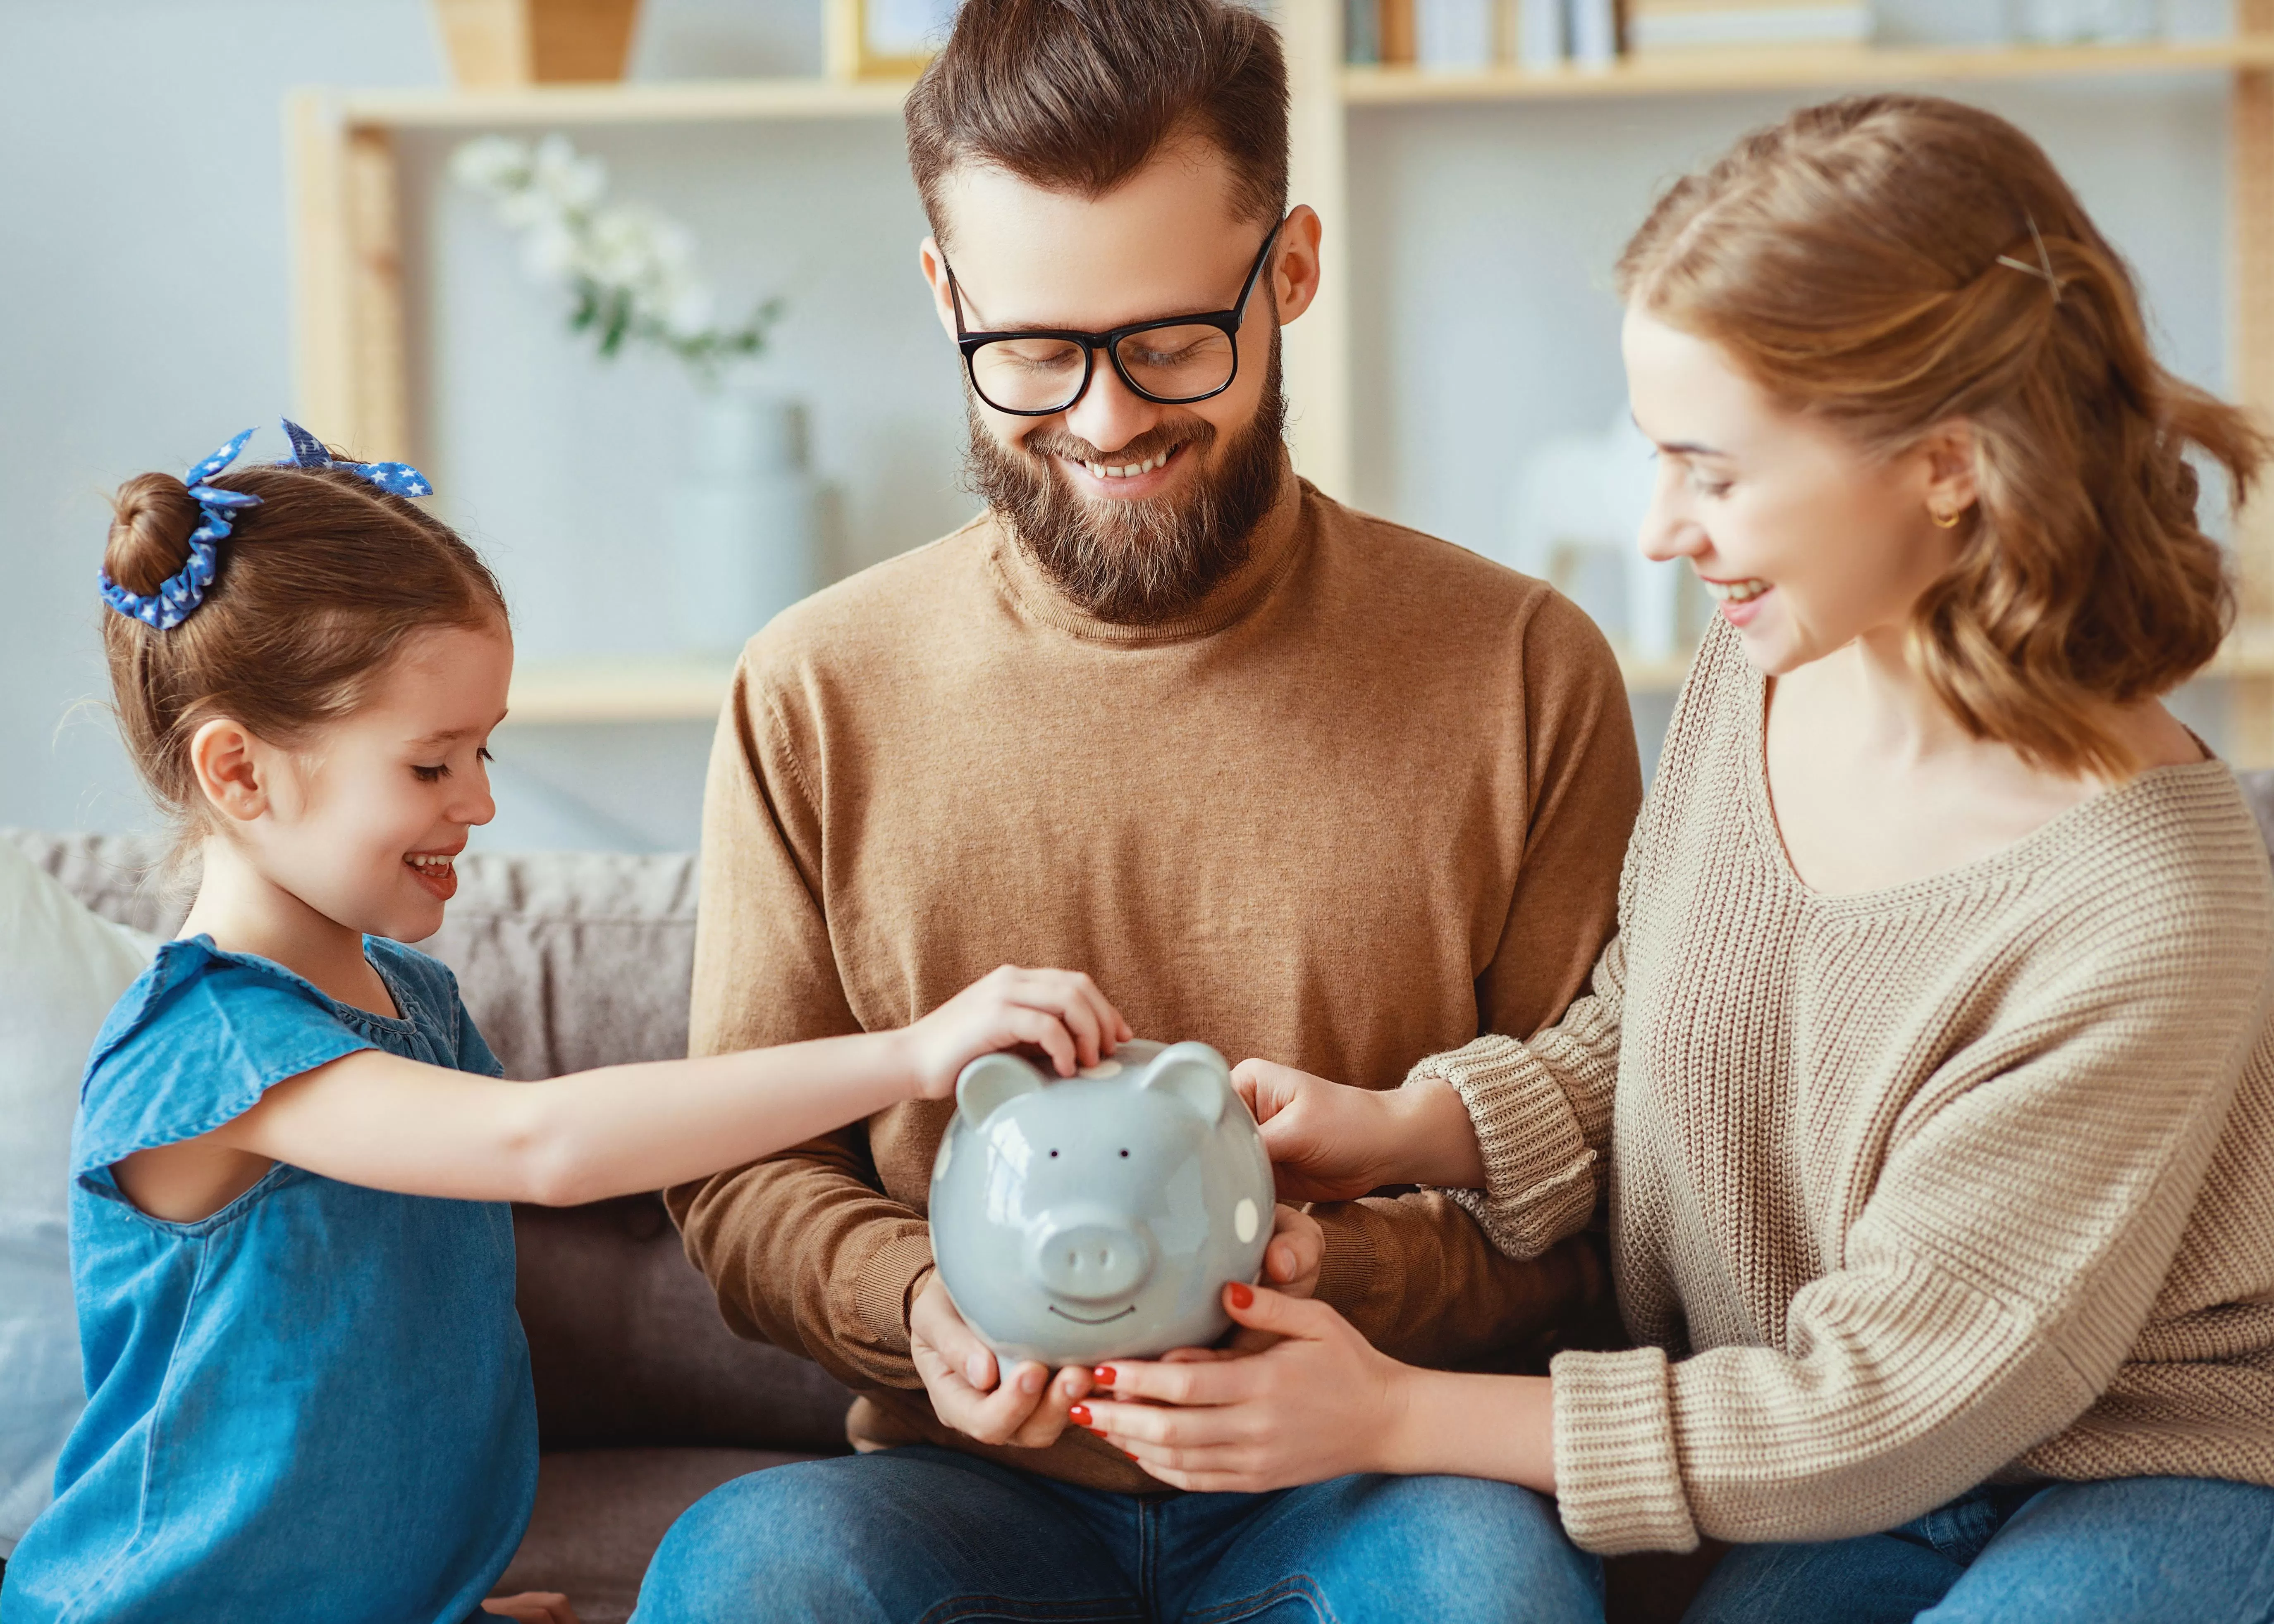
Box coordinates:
[1418,621,2274,1556]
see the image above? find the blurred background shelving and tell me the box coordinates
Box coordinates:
[9,1,2273,851]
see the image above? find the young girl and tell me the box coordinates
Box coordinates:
[1079,95,2274,1622]
[0,422,1130,1624]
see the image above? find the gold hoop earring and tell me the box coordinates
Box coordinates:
[1931,507,1964,529]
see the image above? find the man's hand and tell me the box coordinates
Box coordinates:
[901,967,1133,1099]
[909,1271,1092,1447]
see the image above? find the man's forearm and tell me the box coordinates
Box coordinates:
[1309,1190,1607,1369]
[667,1134,936,1392]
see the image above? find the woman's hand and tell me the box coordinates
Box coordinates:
[902,967,1132,1099]
[482,1593,580,1624]
[1233,1060,1404,1201]
[1235,1061,1488,1197]
[1075,1282,1412,1492]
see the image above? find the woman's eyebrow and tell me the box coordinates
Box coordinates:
[1631,413,1728,459]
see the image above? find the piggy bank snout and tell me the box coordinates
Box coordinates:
[1028,1208,1153,1303]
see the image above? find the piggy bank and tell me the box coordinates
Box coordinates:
[929,1040,1275,1366]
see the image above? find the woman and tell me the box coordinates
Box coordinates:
[1075,94,2274,1622]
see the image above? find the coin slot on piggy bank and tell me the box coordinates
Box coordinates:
[928,1040,1276,1366]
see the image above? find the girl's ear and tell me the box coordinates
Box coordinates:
[187,717,268,824]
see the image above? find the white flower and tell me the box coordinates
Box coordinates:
[529,134,607,213]
[519,219,583,286]
[449,135,530,196]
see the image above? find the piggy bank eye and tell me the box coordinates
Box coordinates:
[1049,1149,1060,1158]
[1118,1149,1130,1158]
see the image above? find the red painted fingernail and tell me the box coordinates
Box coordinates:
[1125,1451,1140,1461]
[1093,1366,1117,1386]
[1228,1281,1254,1309]
[1068,1404,1092,1425]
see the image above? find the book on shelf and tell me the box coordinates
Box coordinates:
[1569,0,1620,66]
[1416,0,1495,66]
[1347,0,1383,63]
[1518,0,1569,68]
[1627,0,1873,52]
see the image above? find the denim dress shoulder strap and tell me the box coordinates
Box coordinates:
[0,936,535,1624]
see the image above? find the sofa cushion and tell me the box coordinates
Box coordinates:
[0,842,158,1555]
[1,833,700,1082]
[515,1195,853,1454]
[492,1447,819,1624]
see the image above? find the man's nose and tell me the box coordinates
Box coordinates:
[1058,353,1162,459]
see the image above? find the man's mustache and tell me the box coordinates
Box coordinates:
[1024,423,1211,470]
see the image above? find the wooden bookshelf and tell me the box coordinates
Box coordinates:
[1343,36,2274,103]
[288,2,2274,745]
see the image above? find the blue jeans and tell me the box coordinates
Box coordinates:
[1686,1476,2274,1624]
[630,1445,1601,1623]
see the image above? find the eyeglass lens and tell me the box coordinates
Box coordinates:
[970,322,1237,414]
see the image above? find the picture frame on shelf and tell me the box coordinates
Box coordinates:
[824,0,958,80]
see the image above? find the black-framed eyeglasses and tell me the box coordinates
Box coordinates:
[944,218,1284,417]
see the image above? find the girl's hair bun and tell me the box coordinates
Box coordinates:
[105,473,203,596]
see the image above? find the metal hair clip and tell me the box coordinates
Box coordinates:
[1994,212,2062,304]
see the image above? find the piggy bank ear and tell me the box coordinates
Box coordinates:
[1135,1041,1232,1126]
[956,1052,1048,1131]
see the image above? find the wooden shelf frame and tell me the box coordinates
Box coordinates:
[291,5,2274,745]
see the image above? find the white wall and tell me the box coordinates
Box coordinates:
[0,0,2245,844]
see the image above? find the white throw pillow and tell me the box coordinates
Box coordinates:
[0,841,158,1555]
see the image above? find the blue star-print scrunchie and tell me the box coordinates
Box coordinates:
[97,421,435,631]
[277,417,433,498]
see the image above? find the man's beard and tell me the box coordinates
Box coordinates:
[964,341,1289,626]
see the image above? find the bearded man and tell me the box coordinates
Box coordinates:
[645,0,1642,1616]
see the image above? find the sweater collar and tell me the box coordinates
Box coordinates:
[984,457,1309,644]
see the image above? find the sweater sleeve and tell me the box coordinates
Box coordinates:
[664,658,935,1393]
[1408,932,1626,1261]
[1550,901,2270,1555]
[1306,592,1638,1364]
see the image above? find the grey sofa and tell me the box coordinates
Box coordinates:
[36,774,2274,1622]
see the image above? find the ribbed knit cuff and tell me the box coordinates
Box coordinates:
[1550,1346,1700,1555]
[1311,1204,1381,1316]
[1411,1035,1599,1261]
[851,1228,941,1356]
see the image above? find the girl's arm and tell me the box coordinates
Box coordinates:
[116,966,1126,1218]
[1234,935,1629,1259]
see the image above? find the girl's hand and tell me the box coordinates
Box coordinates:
[902,966,1132,1099]
[482,1593,580,1624]
[1076,1282,1409,1493]
[1232,1060,1402,1201]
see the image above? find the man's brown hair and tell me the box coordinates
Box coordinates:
[905,0,1288,244]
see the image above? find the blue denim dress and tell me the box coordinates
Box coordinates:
[1,936,537,1624]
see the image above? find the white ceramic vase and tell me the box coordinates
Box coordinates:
[670,387,824,654]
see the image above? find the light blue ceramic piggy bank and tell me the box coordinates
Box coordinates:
[929,1040,1275,1366]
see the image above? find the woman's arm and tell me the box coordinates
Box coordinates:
[115,966,1126,1218]
[1234,933,1629,1259]
[1080,1281,1558,1494]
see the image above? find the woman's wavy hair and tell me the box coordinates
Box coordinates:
[1619,93,2265,776]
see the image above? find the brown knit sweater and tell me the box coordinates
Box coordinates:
[1419,621,2274,1555]
[669,472,1643,1492]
